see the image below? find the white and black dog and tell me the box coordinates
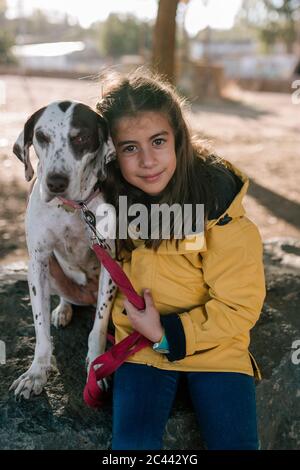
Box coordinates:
[10,101,117,399]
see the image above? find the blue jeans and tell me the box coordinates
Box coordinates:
[112,362,259,450]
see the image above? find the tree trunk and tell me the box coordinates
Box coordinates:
[152,0,180,84]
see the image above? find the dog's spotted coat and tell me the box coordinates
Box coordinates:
[10,101,117,399]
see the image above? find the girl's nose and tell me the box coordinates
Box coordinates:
[139,147,157,168]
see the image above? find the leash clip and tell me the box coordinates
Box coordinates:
[79,203,111,252]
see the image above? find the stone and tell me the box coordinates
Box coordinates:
[0,237,299,449]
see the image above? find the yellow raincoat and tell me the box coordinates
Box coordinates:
[111,161,266,379]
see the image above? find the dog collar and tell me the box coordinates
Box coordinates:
[58,188,100,212]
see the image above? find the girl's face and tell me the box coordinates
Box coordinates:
[112,111,177,196]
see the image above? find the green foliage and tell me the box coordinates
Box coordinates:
[261,0,300,51]
[1,8,86,45]
[238,0,300,52]
[0,5,153,61]
[0,0,6,17]
[0,0,16,64]
[0,30,16,64]
[94,13,153,58]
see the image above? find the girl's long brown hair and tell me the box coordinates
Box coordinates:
[97,68,237,255]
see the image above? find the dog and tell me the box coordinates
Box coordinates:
[9,101,117,399]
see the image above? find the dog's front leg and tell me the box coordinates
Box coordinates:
[86,265,116,371]
[10,255,52,399]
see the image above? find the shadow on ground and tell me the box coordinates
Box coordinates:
[192,96,273,120]
[0,179,27,260]
[0,238,300,449]
[0,269,202,450]
[248,179,300,230]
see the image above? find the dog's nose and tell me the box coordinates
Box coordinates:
[46,173,69,193]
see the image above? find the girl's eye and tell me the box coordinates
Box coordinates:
[123,145,137,153]
[35,131,51,145]
[153,138,166,147]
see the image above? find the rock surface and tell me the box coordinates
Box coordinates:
[0,238,299,450]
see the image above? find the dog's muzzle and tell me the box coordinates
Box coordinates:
[46,173,69,194]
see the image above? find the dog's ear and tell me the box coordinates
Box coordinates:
[96,114,117,181]
[13,107,46,182]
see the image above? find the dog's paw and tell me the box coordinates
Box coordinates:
[86,333,106,373]
[9,364,50,399]
[85,360,111,394]
[51,302,73,328]
[85,349,103,375]
[97,376,111,393]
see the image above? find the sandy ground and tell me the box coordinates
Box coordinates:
[0,74,299,265]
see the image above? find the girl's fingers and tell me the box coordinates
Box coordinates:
[144,289,154,307]
[123,299,138,316]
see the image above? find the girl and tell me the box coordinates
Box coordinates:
[50,69,266,450]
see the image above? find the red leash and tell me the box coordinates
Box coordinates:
[75,203,151,408]
[84,330,150,408]
[92,244,145,310]
[57,194,151,408]
[84,243,151,408]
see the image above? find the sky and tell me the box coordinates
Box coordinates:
[6,0,243,36]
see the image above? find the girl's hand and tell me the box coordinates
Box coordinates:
[123,289,164,343]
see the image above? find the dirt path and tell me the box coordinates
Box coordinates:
[0,74,299,265]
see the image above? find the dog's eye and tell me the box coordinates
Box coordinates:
[35,131,51,145]
[71,135,91,146]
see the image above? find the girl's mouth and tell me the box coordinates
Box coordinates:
[140,170,164,182]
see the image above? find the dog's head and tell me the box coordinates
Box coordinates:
[13,101,116,202]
